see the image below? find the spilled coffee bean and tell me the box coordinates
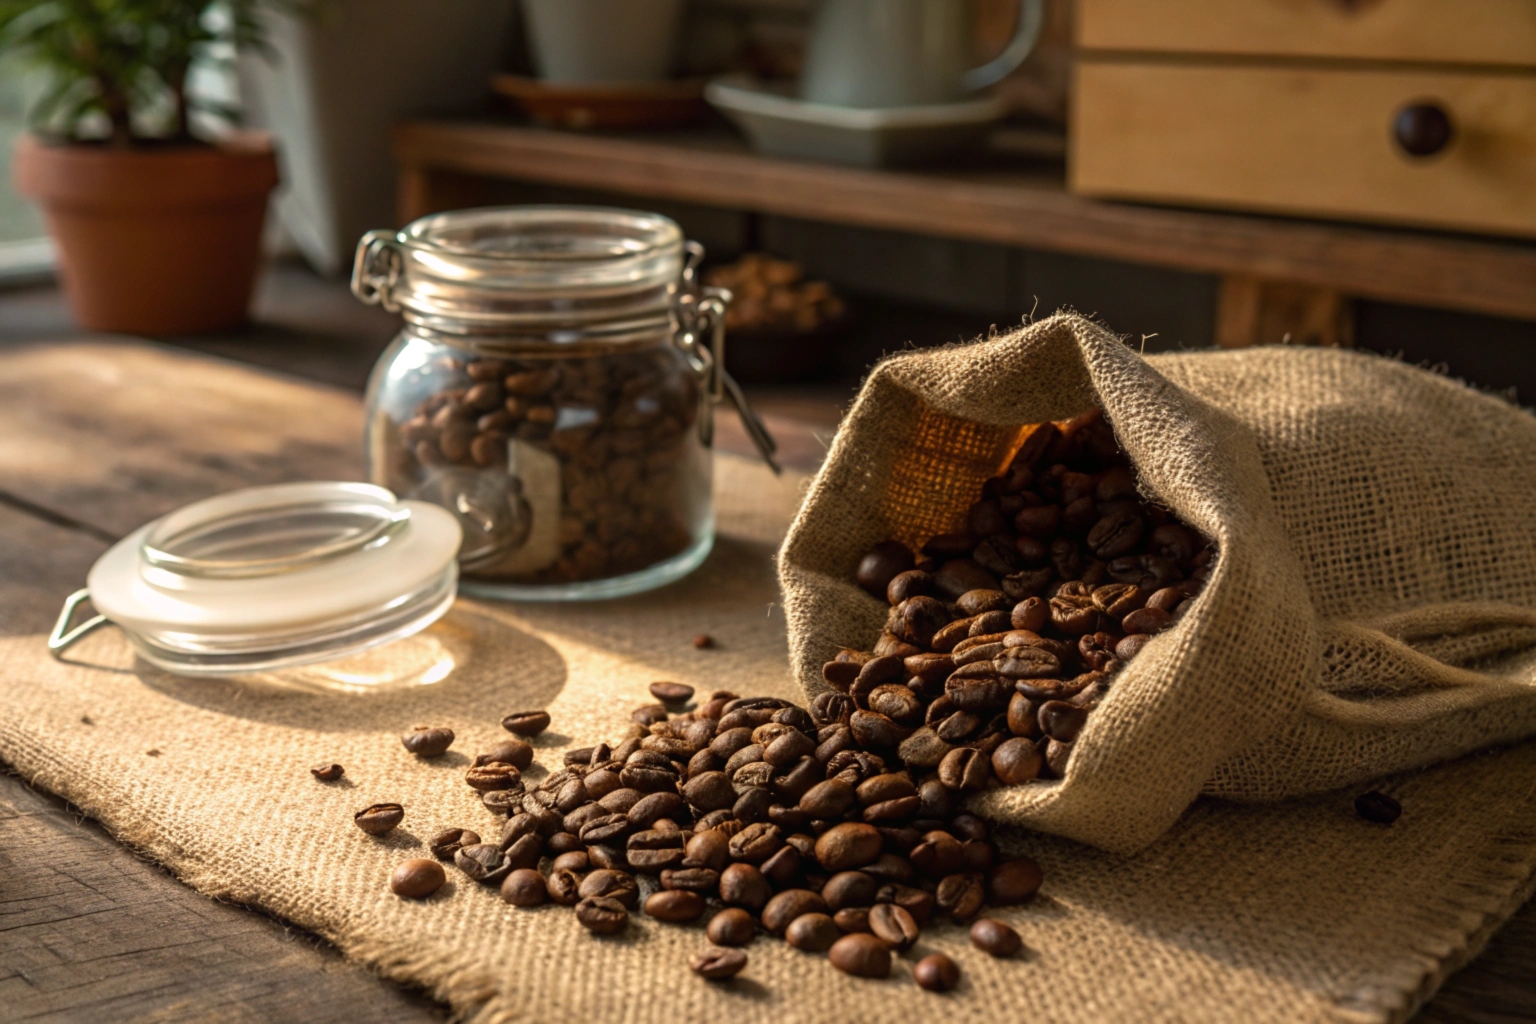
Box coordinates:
[353,803,403,835]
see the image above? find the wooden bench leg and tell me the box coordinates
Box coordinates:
[1215,275,1355,348]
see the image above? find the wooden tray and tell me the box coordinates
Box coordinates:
[490,73,711,130]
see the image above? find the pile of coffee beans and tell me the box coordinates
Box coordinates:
[839,409,1213,784]
[385,348,703,585]
[368,683,1041,989]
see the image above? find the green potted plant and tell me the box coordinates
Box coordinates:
[4,0,298,334]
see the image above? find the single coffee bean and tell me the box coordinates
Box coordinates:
[989,857,1044,904]
[1122,606,1172,635]
[683,829,731,872]
[690,946,748,980]
[475,738,534,770]
[937,747,991,791]
[1355,790,1402,825]
[935,872,986,921]
[886,569,934,605]
[1039,700,1089,742]
[848,710,901,749]
[761,889,829,933]
[814,822,883,871]
[828,933,891,979]
[575,896,629,935]
[502,833,543,872]
[454,843,511,884]
[500,868,548,907]
[546,867,584,905]
[728,821,783,863]
[401,725,454,757]
[889,596,952,647]
[428,827,480,861]
[856,540,916,597]
[970,917,1023,957]
[627,791,686,830]
[579,868,639,908]
[909,830,965,876]
[1116,633,1151,660]
[821,870,878,911]
[501,710,551,737]
[868,902,920,951]
[719,863,772,911]
[354,803,404,835]
[692,633,715,649]
[833,907,871,933]
[662,867,722,893]
[914,952,961,993]
[993,645,1062,679]
[650,681,695,704]
[785,912,840,952]
[707,907,756,946]
[992,736,1044,785]
[390,858,445,899]
[888,885,936,927]
[1045,737,1074,776]
[310,763,344,781]
[645,888,706,923]
[763,729,817,768]
[465,762,522,792]
[552,850,590,874]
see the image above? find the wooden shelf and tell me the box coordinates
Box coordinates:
[393,120,1536,328]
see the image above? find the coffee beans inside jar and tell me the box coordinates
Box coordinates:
[379,347,709,587]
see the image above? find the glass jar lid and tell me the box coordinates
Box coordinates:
[352,206,687,338]
[51,482,461,676]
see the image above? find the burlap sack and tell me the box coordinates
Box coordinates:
[781,313,1536,854]
[4,455,1536,1023]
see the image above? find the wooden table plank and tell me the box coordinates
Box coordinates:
[0,340,1531,1023]
[393,122,1536,323]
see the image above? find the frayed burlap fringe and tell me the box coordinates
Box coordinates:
[780,314,1536,854]
[4,453,1535,1024]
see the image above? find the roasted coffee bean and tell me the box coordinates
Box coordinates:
[929,617,974,653]
[1039,700,1089,742]
[690,947,748,980]
[936,872,986,921]
[822,870,878,911]
[849,710,902,749]
[645,888,706,922]
[719,862,772,910]
[1116,633,1151,661]
[649,681,694,704]
[785,912,840,952]
[914,952,961,992]
[728,822,782,862]
[354,803,404,835]
[1006,692,1041,737]
[661,867,721,893]
[711,726,756,760]
[552,850,590,874]
[684,829,731,871]
[763,728,817,768]
[311,762,344,781]
[632,704,670,727]
[708,907,756,946]
[992,736,1044,785]
[762,889,830,933]
[994,646,1062,679]
[815,822,883,871]
[829,933,891,979]
[886,569,934,605]
[866,684,923,724]
[889,596,952,647]
[501,710,550,737]
[575,896,629,935]
[923,532,977,559]
[833,907,871,933]
[1122,605,1172,634]
[545,867,583,905]
[500,868,548,907]
[579,868,639,908]
[466,763,522,792]
[588,844,628,871]
[857,540,916,597]
[391,858,445,898]
[502,833,543,872]
[627,829,686,871]
[429,827,480,860]
[773,757,823,803]
[908,829,965,876]
[733,785,772,822]
[868,902,920,951]
[455,844,511,884]
[401,725,454,757]
[1045,737,1074,775]
[475,738,534,770]
[989,857,1044,904]
[683,770,736,811]
[811,692,855,728]
[937,747,991,791]
[798,777,857,819]
[856,772,916,807]
[970,917,1023,957]
[897,727,952,769]
[1355,790,1402,825]
[627,791,685,829]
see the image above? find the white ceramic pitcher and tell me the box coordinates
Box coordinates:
[801,0,1044,108]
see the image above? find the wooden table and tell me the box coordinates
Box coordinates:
[1,340,1532,1022]
[392,121,1536,348]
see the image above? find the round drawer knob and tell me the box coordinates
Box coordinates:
[1393,102,1454,158]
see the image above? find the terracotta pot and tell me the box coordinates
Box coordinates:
[13,134,279,334]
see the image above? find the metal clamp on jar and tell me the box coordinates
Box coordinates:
[352,205,778,601]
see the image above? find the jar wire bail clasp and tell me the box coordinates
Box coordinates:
[351,229,405,313]
[677,241,781,474]
[48,588,109,657]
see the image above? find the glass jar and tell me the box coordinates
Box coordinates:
[351,206,776,601]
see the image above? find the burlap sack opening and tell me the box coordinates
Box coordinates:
[780,313,1536,854]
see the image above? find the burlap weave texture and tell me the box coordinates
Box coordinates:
[2,452,1534,1024]
[780,314,1536,854]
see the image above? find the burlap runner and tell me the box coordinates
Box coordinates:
[2,455,1534,1023]
[781,314,1536,854]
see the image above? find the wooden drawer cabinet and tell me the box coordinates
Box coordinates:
[1071,1,1536,238]
[1072,61,1536,238]
[1078,0,1536,66]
